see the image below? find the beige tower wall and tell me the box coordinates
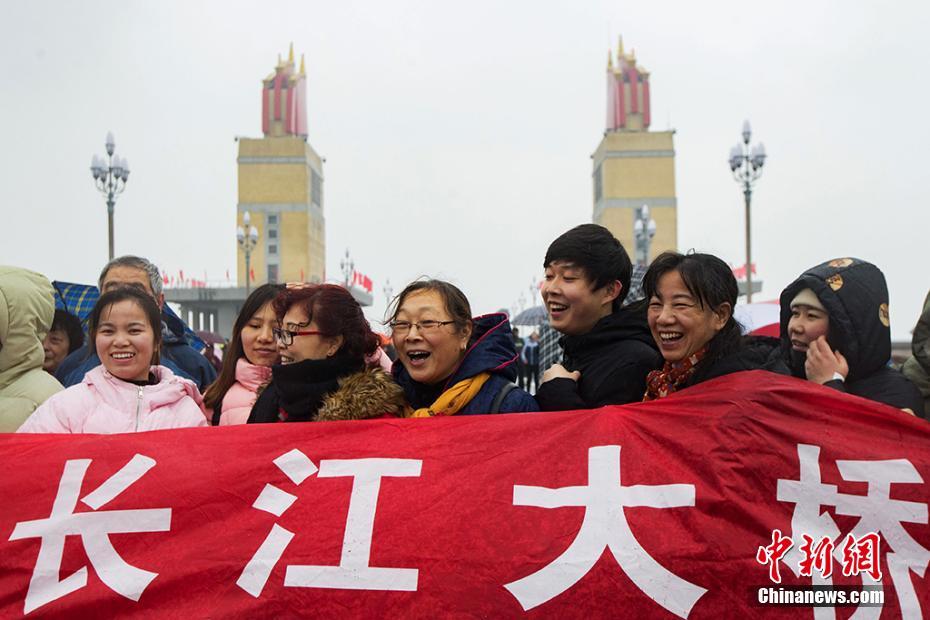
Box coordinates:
[592,130,677,264]
[237,136,325,286]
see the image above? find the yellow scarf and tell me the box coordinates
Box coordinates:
[406,372,491,418]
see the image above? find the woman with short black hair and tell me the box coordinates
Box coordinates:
[42,309,84,375]
[642,252,787,400]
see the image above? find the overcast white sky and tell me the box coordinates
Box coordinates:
[2,1,928,338]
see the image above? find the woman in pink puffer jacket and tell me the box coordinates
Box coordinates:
[18,288,206,434]
[19,364,206,433]
[203,284,283,425]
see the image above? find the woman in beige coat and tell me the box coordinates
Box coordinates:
[0,266,63,431]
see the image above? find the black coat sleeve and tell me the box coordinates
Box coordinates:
[827,369,925,416]
[535,377,588,412]
[535,349,660,411]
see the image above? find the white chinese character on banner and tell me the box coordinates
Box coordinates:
[8,455,170,615]
[777,443,930,620]
[237,448,421,597]
[504,445,707,618]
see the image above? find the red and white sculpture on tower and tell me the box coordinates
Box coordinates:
[262,43,308,139]
[605,37,651,132]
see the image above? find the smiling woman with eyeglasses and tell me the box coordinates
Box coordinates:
[389,279,537,416]
[247,284,405,423]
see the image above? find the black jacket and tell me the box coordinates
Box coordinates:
[689,336,789,387]
[779,258,923,413]
[535,301,662,410]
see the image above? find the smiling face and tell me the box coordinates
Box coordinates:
[42,328,71,373]
[647,270,729,363]
[95,300,157,381]
[240,301,278,366]
[392,289,471,386]
[788,305,830,352]
[541,261,619,336]
[277,304,342,364]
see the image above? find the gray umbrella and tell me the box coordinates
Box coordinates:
[511,305,548,326]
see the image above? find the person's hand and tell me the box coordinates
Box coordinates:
[805,336,849,385]
[541,363,581,385]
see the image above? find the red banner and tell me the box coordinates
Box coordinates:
[2,372,929,618]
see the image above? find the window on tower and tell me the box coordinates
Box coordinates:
[269,244,278,255]
[311,170,323,206]
[268,214,278,225]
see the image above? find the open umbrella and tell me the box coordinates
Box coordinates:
[51,281,206,351]
[733,301,780,337]
[196,331,226,345]
[511,305,548,326]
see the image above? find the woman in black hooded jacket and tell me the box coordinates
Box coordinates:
[778,257,923,415]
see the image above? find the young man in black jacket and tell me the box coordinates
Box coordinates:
[535,224,662,410]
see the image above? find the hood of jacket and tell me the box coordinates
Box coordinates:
[779,258,890,382]
[442,312,520,387]
[560,299,658,364]
[392,312,520,394]
[0,266,55,390]
[84,364,205,413]
[316,367,406,421]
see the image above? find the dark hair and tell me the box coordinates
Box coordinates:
[88,288,162,366]
[275,284,379,361]
[50,309,85,354]
[388,279,473,338]
[203,283,283,412]
[642,252,742,381]
[544,224,632,311]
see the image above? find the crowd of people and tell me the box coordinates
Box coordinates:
[1,222,926,434]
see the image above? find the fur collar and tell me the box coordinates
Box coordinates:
[316,368,406,422]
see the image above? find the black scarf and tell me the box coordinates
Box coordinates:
[248,355,364,423]
[403,377,446,410]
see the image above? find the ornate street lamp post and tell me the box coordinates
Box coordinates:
[340,249,355,288]
[633,204,656,266]
[383,279,394,308]
[90,131,130,260]
[237,211,259,295]
[728,120,767,302]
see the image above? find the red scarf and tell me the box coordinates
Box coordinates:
[643,347,709,401]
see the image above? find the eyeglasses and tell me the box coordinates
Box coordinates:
[272,327,323,346]
[389,320,456,335]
